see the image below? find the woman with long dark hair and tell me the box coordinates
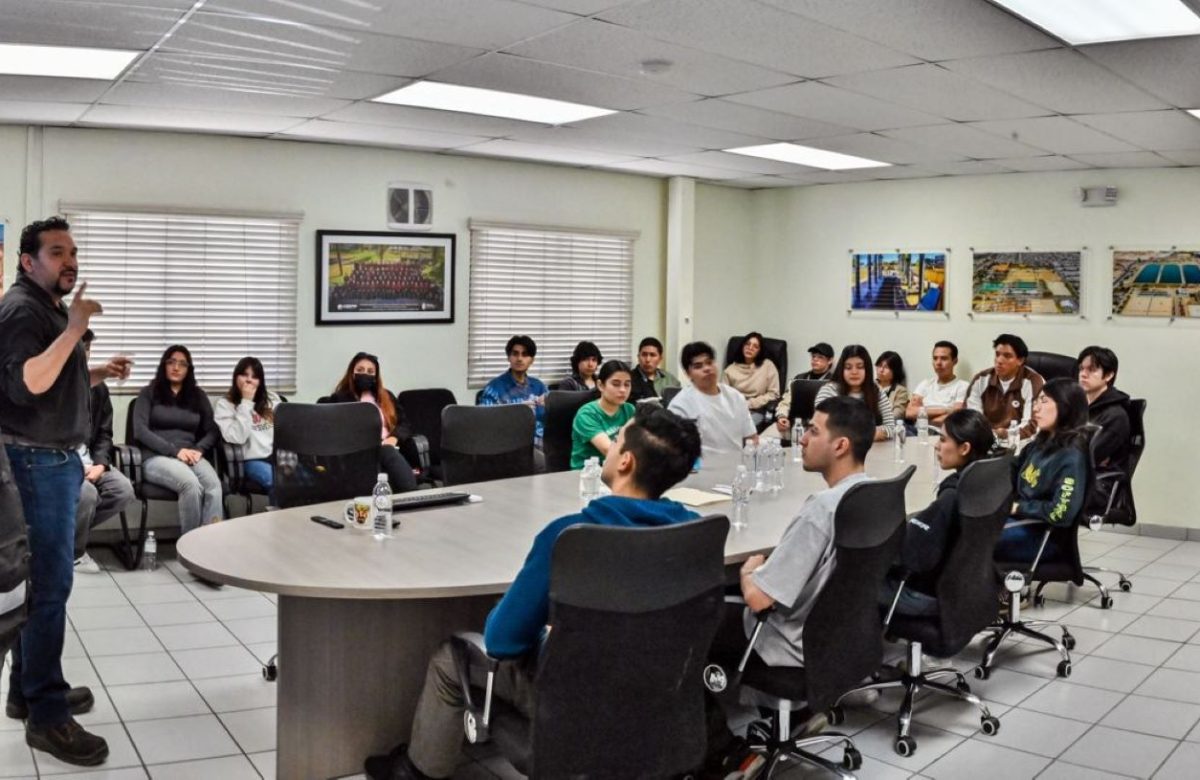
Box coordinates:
[723,331,780,427]
[569,360,636,469]
[214,357,280,503]
[133,345,222,534]
[318,352,417,493]
[559,341,603,392]
[814,344,895,441]
[875,350,910,424]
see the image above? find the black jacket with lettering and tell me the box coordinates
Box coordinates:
[900,471,960,596]
[1013,438,1088,528]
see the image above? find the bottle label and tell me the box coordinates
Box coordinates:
[374,495,390,510]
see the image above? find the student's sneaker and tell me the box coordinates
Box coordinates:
[7,686,95,720]
[73,553,101,574]
[26,717,109,766]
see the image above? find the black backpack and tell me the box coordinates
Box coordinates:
[0,442,30,657]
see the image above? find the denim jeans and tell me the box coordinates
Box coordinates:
[241,458,275,505]
[142,455,223,534]
[4,445,81,726]
[995,519,1059,564]
[879,575,940,617]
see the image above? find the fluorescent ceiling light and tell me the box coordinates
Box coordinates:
[990,0,1200,45]
[372,81,615,125]
[725,142,891,171]
[1189,110,1200,121]
[0,43,138,80]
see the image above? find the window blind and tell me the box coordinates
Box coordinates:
[467,221,636,388]
[61,207,299,394]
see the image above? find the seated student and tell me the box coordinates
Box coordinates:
[705,396,875,766]
[569,360,635,469]
[994,378,1089,563]
[72,330,135,574]
[133,345,223,534]
[815,344,895,441]
[875,350,910,424]
[479,335,548,447]
[318,352,417,493]
[878,409,994,617]
[722,331,781,427]
[1077,346,1130,472]
[214,357,281,504]
[906,340,969,426]
[628,336,680,402]
[558,341,602,392]
[668,341,757,460]
[966,333,1044,441]
[774,342,836,436]
[364,406,703,780]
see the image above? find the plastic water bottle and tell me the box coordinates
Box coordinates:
[893,421,907,463]
[731,465,754,529]
[142,531,157,571]
[916,405,929,444]
[768,442,785,494]
[579,457,603,507]
[372,472,393,539]
[1008,419,1021,454]
[792,419,803,462]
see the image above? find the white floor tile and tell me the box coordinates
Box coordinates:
[1090,634,1181,666]
[922,737,1049,779]
[1099,694,1200,740]
[1162,643,1200,672]
[1059,725,1177,778]
[1090,592,1163,615]
[984,707,1089,757]
[120,584,197,607]
[244,642,277,665]
[968,668,1050,707]
[151,623,238,652]
[1154,741,1200,780]
[1167,582,1200,602]
[203,597,276,622]
[848,720,965,773]
[146,754,260,780]
[1121,615,1200,642]
[0,728,37,777]
[247,751,274,779]
[1061,608,1139,634]
[190,675,277,713]
[1134,667,1200,704]
[1136,563,1200,582]
[36,722,142,775]
[78,627,164,657]
[92,652,185,687]
[134,603,215,628]
[170,646,262,680]
[108,681,211,722]
[68,606,148,631]
[220,617,276,645]
[50,769,150,779]
[1019,681,1124,722]
[1148,598,1200,622]
[1067,656,1156,693]
[218,707,275,753]
[75,687,123,728]
[1120,577,1184,597]
[109,568,181,588]
[68,588,132,609]
[125,714,240,765]
[1036,760,1134,779]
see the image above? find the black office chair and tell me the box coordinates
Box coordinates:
[542,389,599,473]
[1082,399,1146,594]
[452,515,729,777]
[1025,351,1077,382]
[833,457,1012,757]
[725,335,788,433]
[272,402,381,509]
[440,405,536,486]
[661,385,682,407]
[397,388,457,483]
[706,466,915,777]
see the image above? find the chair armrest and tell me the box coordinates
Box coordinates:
[451,632,499,743]
[114,444,142,486]
[882,574,909,632]
[222,442,246,492]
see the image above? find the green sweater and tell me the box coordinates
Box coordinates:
[570,400,635,469]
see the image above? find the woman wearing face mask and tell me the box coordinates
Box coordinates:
[569,360,636,469]
[214,357,280,505]
[318,352,417,493]
[815,344,895,441]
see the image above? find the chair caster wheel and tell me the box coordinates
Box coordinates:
[1100,595,1114,609]
[980,715,1001,736]
[1063,633,1076,651]
[1033,594,1046,608]
[894,735,917,757]
[842,746,862,771]
[974,666,991,680]
[828,705,845,726]
[262,663,277,682]
[1119,579,1132,592]
[1057,660,1072,678]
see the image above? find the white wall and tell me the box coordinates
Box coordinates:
[693,183,759,358]
[716,168,1200,528]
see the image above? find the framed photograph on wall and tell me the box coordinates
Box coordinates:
[316,230,455,325]
[1111,248,1200,320]
[849,249,947,312]
[971,250,1082,316]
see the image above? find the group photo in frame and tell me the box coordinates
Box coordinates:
[316,230,455,325]
[849,249,947,312]
[1111,249,1200,319]
[971,250,1082,315]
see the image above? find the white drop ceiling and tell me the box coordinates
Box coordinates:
[2,0,1200,188]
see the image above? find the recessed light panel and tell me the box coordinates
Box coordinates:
[372,81,615,125]
[725,142,890,170]
[991,0,1200,45]
[0,43,138,79]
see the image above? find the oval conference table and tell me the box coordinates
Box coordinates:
[179,441,941,779]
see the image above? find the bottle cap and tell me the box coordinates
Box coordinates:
[377,472,388,483]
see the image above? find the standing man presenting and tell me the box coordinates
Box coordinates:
[0,217,130,766]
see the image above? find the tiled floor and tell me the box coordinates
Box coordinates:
[5,529,1200,778]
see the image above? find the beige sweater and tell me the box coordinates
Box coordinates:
[723,359,781,411]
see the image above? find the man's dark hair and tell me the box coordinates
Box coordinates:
[18,216,71,273]
[622,405,701,498]
[992,333,1028,360]
[569,340,602,375]
[505,335,537,358]
[814,395,875,463]
[1077,345,1118,385]
[933,340,958,361]
[637,336,664,355]
[82,329,96,344]
[680,341,715,371]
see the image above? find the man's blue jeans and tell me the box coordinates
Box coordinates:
[5,445,81,726]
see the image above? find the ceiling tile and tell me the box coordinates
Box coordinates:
[319,103,542,137]
[943,49,1166,115]
[0,100,88,124]
[638,98,853,141]
[713,176,804,189]
[333,31,484,79]
[726,81,943,132]
[969,117,1139,155]
[0,0,181,49]
[598,0,918,78]
[658,150,823,175]
[987,155,1091,172]
[921,160,1014,176]
[505,123,703,158]
[0,75,111,103]
[457,139,641,166]
[600,158,745,179]
[539,112,767,151]
[504,19,796,97]
[1082,37,1200,108]
[277,119,487,149]
[517,0,642,14]
[798,165,937,184]
[1159,150,1200,166]
[757,0,1058,60]
[102,80,350,118]
[1067,151,1178,169]
[800,132,968,165]
[882,123,1046,159]
[1072,111,1200,151]
[431,52,698,111]
[824,64,1050,122]
[78,104,302,134]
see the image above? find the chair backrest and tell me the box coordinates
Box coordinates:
[1126,398,1147,480]
[724,335,788,385]
[1025,351,1076,382]
[802,466,914,712]
[397,388,457,466]
[542,390,599,473]
[440,404,536,486]
[272,402,381,508]
[787,378,827,423]
[660,385,681,407]
[532,515,729,777]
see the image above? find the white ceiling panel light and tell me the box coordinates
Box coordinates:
[724,142,890,170]
[990,0,1200,45]
[0,43,139,79]
[372,81,615,125]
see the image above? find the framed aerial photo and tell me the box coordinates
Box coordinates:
[971,250,1082,315]
[1111,249,1200,319]
[849,250,946,312]
[316,230,455,325]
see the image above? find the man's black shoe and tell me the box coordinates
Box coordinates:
[364,744,432,780]
[26,717,109,767]
[6,686,95,720]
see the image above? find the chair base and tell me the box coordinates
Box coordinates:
[976,593,1073,680]
[743,706,860,779]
